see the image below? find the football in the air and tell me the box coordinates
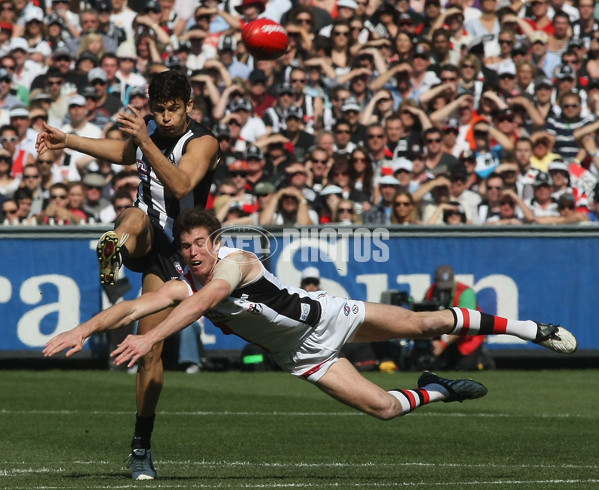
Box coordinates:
[241,19,289,60]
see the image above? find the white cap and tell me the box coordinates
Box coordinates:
[24,6,44,23]
[68,94,86,107]
[320,184,343,196]
[393,157,413,173]
[301,266,320,280]
[379,175,401,186]
[9,37,29,53]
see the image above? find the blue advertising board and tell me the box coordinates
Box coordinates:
[0,226,597,354]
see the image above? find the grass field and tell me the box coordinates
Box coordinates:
[1,369,598,489]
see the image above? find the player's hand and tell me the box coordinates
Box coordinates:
[35,122,67,154]
[110,334,154,367]
[116,105,150,147]
[43,330,86,358]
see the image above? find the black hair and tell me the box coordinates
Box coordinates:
[149,69,192,106]
[173,207,222,246]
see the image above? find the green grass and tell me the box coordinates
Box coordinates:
[1,369,598,489]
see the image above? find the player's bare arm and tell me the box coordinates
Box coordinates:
[143,135,219,199]
[43,280,189,358]
[118,104,219,199]
[111,252,261,367]
[111,278,233,367]
[36,121,135,166]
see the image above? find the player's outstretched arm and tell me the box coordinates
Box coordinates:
[43,281,189,358]
[36,121,135,166]
[111,279,233,367]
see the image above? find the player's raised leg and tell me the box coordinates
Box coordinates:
[97,208,153,286]
[315,358,486,420]
[354,303,577,354]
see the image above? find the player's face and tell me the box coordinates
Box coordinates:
[151,98,192,137]
[180,226,219,282]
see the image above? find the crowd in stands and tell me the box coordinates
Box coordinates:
[2,0,599,226]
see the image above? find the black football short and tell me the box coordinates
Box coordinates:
[124,223,184,283]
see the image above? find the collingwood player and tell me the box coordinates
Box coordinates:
[45,208,577,475]
[36,70,220,480]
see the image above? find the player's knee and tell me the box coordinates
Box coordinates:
[368,397,399,421]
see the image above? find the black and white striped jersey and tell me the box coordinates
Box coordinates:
[181,247,323,354]
[134,116,219,240]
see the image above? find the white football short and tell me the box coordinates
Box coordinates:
[273,294,366,383]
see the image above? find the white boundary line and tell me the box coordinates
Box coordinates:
[0,409,588,418]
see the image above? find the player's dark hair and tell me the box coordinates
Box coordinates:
[149,69,192,106]
[174,207,222,246]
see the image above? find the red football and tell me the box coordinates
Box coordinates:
[241,19,289,60]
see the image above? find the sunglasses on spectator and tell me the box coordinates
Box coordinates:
[351,157,366,162]
[367,133,384,139]
[23,174,40,179]
[441,77,457,82]
[487,185,502,190]
[0,156,11,162]
[114,205,130,211]
[499,200,515,206]
[426,137,441,143]
[562,103,580,109]
[338,207,354,213]
[230,172,247,178]
[333,31,350,37]
[394,201,412,207]
[51,194,68,199]
[36,159,53,164]
[336,129,351,134]
[312,158,327,164]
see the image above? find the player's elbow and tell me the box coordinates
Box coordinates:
[170,185,192,200]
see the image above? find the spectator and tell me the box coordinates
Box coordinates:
[67,181,94,222]
[304,146,331,194]
[300,266,321,292]
[259,185,317,225]
[62,94,103,139]
[546,90,594,162]
[243,144,270,192]
[477,172,504,223]
[332,118,356,156]
[81,172,111,221]
[0,67,19,110]
[19,163,45,216]
[0,148,18,198]
[548,159,572,200]
[10,106,37,164]
[390,188,420,224]
[423,127,459,176]
[536,192,590,224]
[281,105,314,162]
[36,182,84,224]
[88,67,122,117]
[348,146,374,203]
[263,82,295,134]
[327,157,369,206]
[528,171,560,219]
[1,197,18,223]
[363,175,400,224]
[12,187,34,223]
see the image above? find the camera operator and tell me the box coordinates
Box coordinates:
[424,264,494,371]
